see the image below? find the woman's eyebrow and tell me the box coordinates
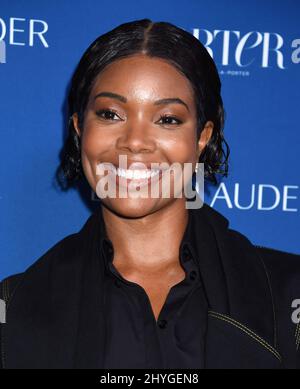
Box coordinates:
[93,91,190,112]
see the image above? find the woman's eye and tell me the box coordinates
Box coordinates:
[158,115,182,125]
[95,110,182,126]
[96,109,120,121]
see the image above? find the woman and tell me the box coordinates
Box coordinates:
[1,18,299,369]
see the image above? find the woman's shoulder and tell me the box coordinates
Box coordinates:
[0,209,102,303]
[254,244,300,267]
[228,226,300,283]
[0,231,82,298]
[253,244,300,295]
[204,204,300,279]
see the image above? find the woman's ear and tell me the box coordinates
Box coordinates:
[197,121,214,158]
[72,113,81,138]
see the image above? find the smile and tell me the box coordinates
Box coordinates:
[114,168,160,180]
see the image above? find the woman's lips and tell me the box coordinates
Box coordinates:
[96,162,171,193]
[113,168,163,190]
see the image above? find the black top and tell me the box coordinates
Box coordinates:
[101,234,207,369]
[1,203,300,369]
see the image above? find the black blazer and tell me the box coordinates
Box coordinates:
[1,203,300,369]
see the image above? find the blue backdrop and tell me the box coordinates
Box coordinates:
[1,0,299,280]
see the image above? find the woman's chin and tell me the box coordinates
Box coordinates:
[101,197,166,219]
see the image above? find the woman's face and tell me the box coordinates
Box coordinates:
[72,54,213,218]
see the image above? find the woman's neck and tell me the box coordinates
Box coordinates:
[101,198,189,270]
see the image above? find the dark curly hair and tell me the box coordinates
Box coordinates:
[56,18,230,189]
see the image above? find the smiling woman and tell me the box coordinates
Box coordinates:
[1,18,300,370]
[70,53,214,216]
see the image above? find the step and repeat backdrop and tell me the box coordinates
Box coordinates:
[0,0,299,279]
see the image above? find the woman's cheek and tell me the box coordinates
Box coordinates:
[80,153,96,190]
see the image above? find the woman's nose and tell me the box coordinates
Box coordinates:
[117,121,156,154]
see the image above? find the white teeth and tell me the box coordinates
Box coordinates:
[116,168,160,180]
[133,170,141,179]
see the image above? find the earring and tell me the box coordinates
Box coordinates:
[195,162,198,174]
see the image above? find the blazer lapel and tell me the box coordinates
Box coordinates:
[192,204,281,368]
